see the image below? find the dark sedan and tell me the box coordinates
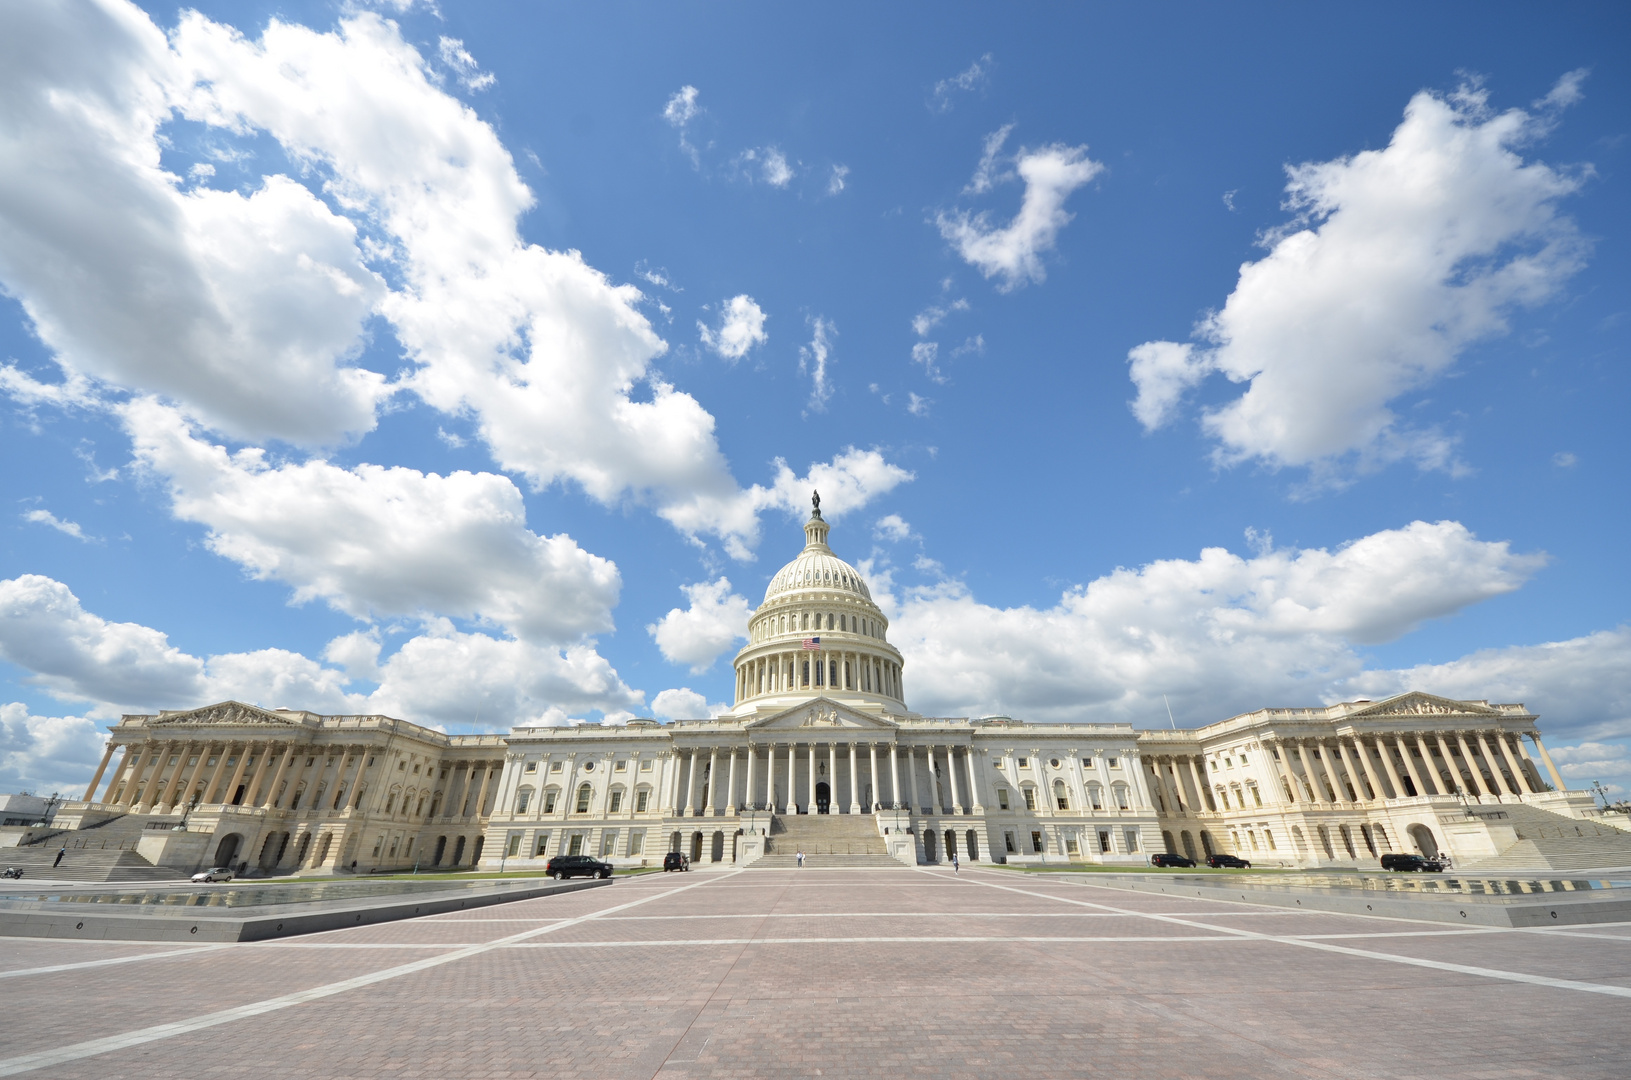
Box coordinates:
[545,854,613,880]
[1150,853,1195,868]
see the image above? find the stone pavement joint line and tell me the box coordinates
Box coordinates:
[0,870,743,1078]
[0,944,229,980]
[954,868,1631,1001]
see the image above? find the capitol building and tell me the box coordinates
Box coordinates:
[26,499,1630,880]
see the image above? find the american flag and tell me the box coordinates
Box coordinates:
[802,637,821,649]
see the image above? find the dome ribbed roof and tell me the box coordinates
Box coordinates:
[764,550,872,602]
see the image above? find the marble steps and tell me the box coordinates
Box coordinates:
[1458,803,1631,871]
[767,812,888,856]
[0,846,180,883]
[749,853,903,868]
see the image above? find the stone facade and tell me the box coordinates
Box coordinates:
[44,501,1621,877]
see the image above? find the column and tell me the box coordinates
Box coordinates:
[704,747,719,814]
[1514,734,1550,792]
[1294,742,1324,802]
[100,745,135,805]
[1313,741,1344,803]
[1495,732,1535,795]
[1367,738,1400,800]
[869,744,880,812]
[889,743,901,809]
[1455,732,1493,797]
[745,743,758,811]
[1186,757,1212,812]
[827,743,836,813]
[472,760,495,818]
[949,747,965,814]
[1266,742,1299,803]
[785,744,797,814]
[1530,734,1567,792]
[807,741,817,814]
[202,744,235,805]
[1477,732,1518,796]
[1412,734,1442,795]
[178,743,213,810]
[1431,733,1463,793]
[261,743,297,809]
[1153,759,1180,814]
[1336,739,1372,801]
[966,746,984,813]
[726,747,739,815]
[138,741,174,811]
[83,742,116,801]
[681,750,697,816]
[848,743,860,814]
[222,743,254,807]
[160,742,196,810]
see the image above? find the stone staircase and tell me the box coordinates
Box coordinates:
[1459,802,1631,872]
[754,813,901,868]
[3,813,192,882]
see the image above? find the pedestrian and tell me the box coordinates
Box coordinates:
[796,849,805,868]
[952,853,959,874]
[53,846,66,868]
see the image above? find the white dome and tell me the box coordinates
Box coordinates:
[764,550,872,602]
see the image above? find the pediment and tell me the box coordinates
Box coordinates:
[745,698,899,732]
[149,701,305,727]
[1347,692,1501,720]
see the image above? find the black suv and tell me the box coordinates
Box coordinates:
[1206,854,1251,869]
[545,854,613,880]
[1381,852,1444,872]
[1151,853,1195,868]
[662,852,691,872]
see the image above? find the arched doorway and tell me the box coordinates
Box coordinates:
[258,833,280,871]
[670,830,682,853]
[815,782,831,814]
[711,831,724,862]
[295,832,313,867]
[691,831,704,862]
[470,836,485,865]
[214,833,242,867]
[1180,831,1197,861]
[432,836,447,867]
[1162,830,1176,854]
[1317,825,1334,859]
[965,830,979,861]
[923,830,938,862]
[452,836,467,865]
[732,829,742,862]
[1408,824,1439,858]
[1200,831,1216,857]
[944,830,958,860]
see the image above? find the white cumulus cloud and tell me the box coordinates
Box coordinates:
[937,135,1103,291]
[22,508,91,542]
[651,687,728,720]
[799,316,835,411]
[698,295,768,361]
[0,702,108,797]
[1128,76,1591,480]
[648,578,753,673]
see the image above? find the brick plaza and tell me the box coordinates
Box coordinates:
[2,865,1629,1079]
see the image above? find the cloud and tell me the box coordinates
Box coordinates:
[1553,451,1578,468]
[799,316,835,411]
[647,578,753,673]
[873,514,914,543]
[827,164,849,195]
[697,295,768,361]
[736,146,794,188]
[889,520,1547,724]
[1128,76,1590,480]
[22,508,91,542]
[911,342,943,383]
[937,139,1104,291]
[125,400,622,643]
[907,392,931,417]
[912,298,968,337]
[663,84,702,166]
[0,573,643,726]
[437,36,494,91]
[964,123,1015,196]
[0,702,107,797]
[930,53,993,113]
[651,687,728,720]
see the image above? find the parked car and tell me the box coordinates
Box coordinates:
[1151,853,1195,868]
[545,854,614,880]
[1381,853,1444,872]
[191,867,234,883]
[1207,854,1252,869]
[663,851,691,872]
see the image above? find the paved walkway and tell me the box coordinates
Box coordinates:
[1,864,1628,1078]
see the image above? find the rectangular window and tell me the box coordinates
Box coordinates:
[576,787,591,813]
[998,789,1010,810]
[535,832,550,857]
[506,834,520,857]
[628,830,644,856]
[568,834,584,856]
[601,830,618,856]
[404,838,413,857]
[1065,835,1079,854]
[372,835,383,857]
[1030,830,1043,853]
[1017,757,1029,768]
[615,760,627,771]
[636,790,649,813]
[524,762,537,773]
[1081,757,1092,769]
[1250,785,1262,807]
[516,791,531,813]
[1023,788,1037,811]
[543,791,557,814]
[1123,828,1140,853]
[608,790,623,813]
[641,760,653,771]
[1107,757,1119,768]
[1098,829,1111,853]
[550,761,563,772]
[1004,831,1017,854]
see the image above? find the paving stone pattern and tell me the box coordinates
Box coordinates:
[1,865,1628,1078]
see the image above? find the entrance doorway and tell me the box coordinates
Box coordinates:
[923,830,938,862]
[815,782,831,814]
[214,833,242,867]
[691,831,704,862]
[1408,824,1439,858]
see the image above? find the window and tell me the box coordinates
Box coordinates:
[1053,779,1069,811]
[1017,757,1029,768]
[535,833,550,856]
[550,761,563,772]
[1098,829,1112,853]
[543,790,557,814]
[1114,783,1130,810]
[635,789,650,813]
[628,831,644,856]
[568,834,584,855]
[575,784,592,813]
[412,763,421,775]
[385,794,397,814]
[1004,831,1017,854]
[615,760,627,772]
[1065,835,1079,854]
[1023,787,1037,811]
[583,761,595,772]
[1123,828,1140,853]
[601,830,618,856]
[506,834,520,857]
[1107,757,1119,768]
[1088,783,1103,811]
[1082,757,1093,769]
[997,788,1010,811]
[1049,758,1060,768]
[515,790,531,814]
[608,790,623,813]
[1030,831,1044,853]
[641,760,653,772]
[372,835,383,856]
[398,760,406,771]
[1249,783,1262,807]
[1264,829,1277,850]
[524,762,537,773]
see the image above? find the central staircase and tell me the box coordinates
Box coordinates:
[1458,803,1631,872]
[753,813,902,868]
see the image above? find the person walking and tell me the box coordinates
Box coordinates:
[796,849,805,868]
[53,846,66,868]
[951,852,960,874]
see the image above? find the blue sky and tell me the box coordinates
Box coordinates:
[1,1,1628,799]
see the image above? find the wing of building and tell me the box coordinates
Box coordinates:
[17,500,1630,880]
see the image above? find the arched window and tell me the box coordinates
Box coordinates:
[575,783,593,813]
[1053,779,1070,811]
[1112,782,1130,810]
[515,787,532,814]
